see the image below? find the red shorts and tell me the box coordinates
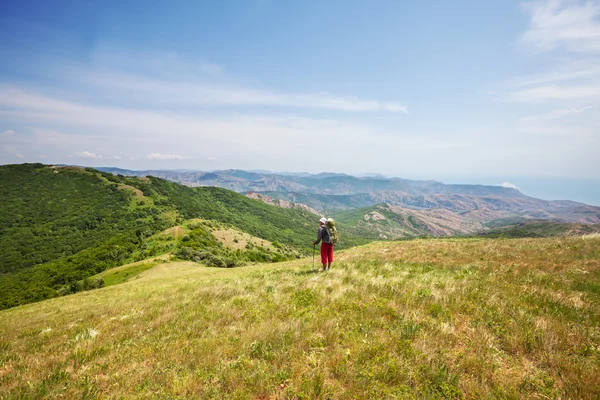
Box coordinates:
[320,243,334,264]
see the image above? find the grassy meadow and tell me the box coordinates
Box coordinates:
[1,236,599,399]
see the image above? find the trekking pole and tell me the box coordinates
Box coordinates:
[313,244,315,271]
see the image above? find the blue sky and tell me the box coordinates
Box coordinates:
[1,1,599,203]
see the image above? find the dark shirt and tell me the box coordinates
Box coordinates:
[315,225,331,244]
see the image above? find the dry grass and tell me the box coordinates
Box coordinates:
[117,184,145,200]
[0,237,598,399]
[212,228,274,251]
[160,225,188,239]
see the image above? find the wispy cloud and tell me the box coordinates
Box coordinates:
[519,105,596,122]
[511,1,600,102]
[17,46,407,114]
[509,62,600,87]
[147,153,191,160]
[0,86,477,174]
[503,0,600,144]
[511,84,600,102]
[516,105,599,139]
[73,151,102,159]
[521,0,600,53]
[66,70,408,113]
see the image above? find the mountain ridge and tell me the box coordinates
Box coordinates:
[96,167,600,225]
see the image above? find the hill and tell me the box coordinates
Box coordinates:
[0,164,363,310]
[333,204,484,239]
[1,236,598,398]
[479,220,600,238]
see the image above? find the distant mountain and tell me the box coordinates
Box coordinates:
[96,167,520,196]
[96,167,600,225]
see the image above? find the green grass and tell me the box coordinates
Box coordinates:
[1,236,599,399]
[479,220,600,238]
[95,261,161,287]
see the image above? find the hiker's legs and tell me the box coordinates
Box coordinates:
[320,244,328,271]
[328,244,334,270]
[323,243,333,270]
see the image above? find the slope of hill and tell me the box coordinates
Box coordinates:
[1,236,598,398]
[479,220,600,238]
[333,203,485,239]
[0,164,360,310]
[245,191,320,215]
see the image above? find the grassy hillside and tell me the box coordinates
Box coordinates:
[480,219,600,238]
[1,236,598,398]
[0,164,361,310]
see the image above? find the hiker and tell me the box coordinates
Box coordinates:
[313,217,334,271]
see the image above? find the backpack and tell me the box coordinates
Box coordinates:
[326,218,338,244]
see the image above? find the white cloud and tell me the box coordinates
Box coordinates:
[73,151,102,159]
[26,46,407,114]
[511,84,600,102]
[521,0,600,54]
[15,153,24,158]
[519,105,596,123]
[1,129,15,137]
[207,157,217,161]
[501,1,600,154]
[147,153,191,160]
[498,182,520,190]
[112,155,122,160]
[516,105,599,139]
[509,64,600,88]
[69,71,409,113]
[9,46,408,113]
[0,85,596,177]
[88,47,225,78]
[0,87,477,174]
[511,2,600,102]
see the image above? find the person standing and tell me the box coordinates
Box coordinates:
[313,217,334,271]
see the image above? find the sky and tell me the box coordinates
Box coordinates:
[0,0,599,204]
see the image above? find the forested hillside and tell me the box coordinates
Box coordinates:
[0,164,361,310]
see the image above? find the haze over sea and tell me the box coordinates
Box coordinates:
[443,176,600,207]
